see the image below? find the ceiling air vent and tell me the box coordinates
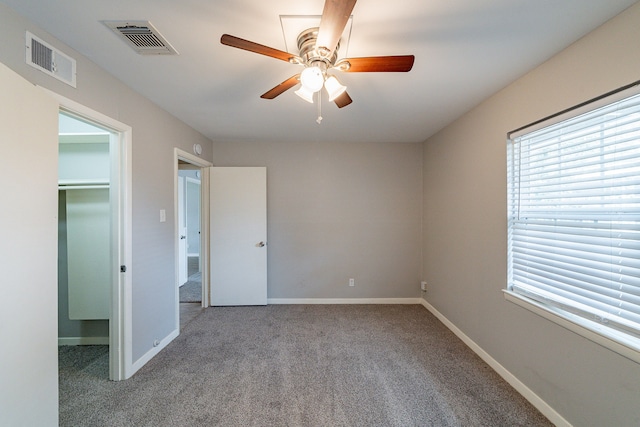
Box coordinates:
[104,21,178,55]
[26,32,77,87]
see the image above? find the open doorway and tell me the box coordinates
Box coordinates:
[51,91,132,382]
[178,169,202,304]
[57,112,111,379]
[175,149,212,330]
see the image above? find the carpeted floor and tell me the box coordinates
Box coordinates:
[58,305,552,427]
[179,272,202,303]
[180,302,204,329]
[180,256,201,303]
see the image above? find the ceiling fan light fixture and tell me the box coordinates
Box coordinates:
[294,86,315,103]
[300,66,324,93]
[221,0,413,112]
[324,75,347,102]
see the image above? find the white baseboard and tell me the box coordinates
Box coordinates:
[129,328,179,376]
[267,298,422,305]
[419,298,571,427]
[58,336,109,346]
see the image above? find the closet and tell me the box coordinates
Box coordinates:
[58,112,110,342]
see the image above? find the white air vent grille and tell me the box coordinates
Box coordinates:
[26,32,77,87]
[31,37,52,71]
[104,21,178,55]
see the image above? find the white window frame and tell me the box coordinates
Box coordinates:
[505,82,640,364]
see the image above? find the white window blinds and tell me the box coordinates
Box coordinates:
[507,91,640,344]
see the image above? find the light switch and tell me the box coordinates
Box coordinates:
[160,209,166,223]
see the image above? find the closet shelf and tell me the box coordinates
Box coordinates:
[59,179,110,190]
[59,185,109,190]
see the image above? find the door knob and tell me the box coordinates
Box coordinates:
[256,241,265,247]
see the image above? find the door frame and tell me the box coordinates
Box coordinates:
[45,89,133,381]
[174,149,212,323]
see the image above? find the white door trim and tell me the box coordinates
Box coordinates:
[43,88,133,381]
[174,149,212,318]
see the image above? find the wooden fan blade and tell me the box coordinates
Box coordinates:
[338,55,415,72]
[260,74,301,99]
[334,91,353,108]
[316,0,357,57]
[221,34,294,62]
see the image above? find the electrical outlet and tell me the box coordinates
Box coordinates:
[349,278,355,287]
[421,281,428,291]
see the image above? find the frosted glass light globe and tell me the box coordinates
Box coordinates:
[324,75,347,102]
[294,86,315,103]
[300,66,324,93]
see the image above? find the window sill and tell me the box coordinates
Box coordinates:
[503,290,640,365]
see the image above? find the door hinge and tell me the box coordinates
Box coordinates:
[120,265,127,273]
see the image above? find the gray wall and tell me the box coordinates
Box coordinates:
[0,3,212,364]
[211,140,423,299]
[421,3,640,425]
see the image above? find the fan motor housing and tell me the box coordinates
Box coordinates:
[297,27,339,67]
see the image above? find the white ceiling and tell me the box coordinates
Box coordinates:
[2,0,637,143]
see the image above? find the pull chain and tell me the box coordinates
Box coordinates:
[316,90,323,124]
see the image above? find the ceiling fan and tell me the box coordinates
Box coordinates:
[220,0,415,110]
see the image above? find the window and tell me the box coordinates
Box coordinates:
[506,87,640,360]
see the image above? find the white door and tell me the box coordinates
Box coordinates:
[177,176,188,285]
[210,167,267,305]
[1,62,59,426]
